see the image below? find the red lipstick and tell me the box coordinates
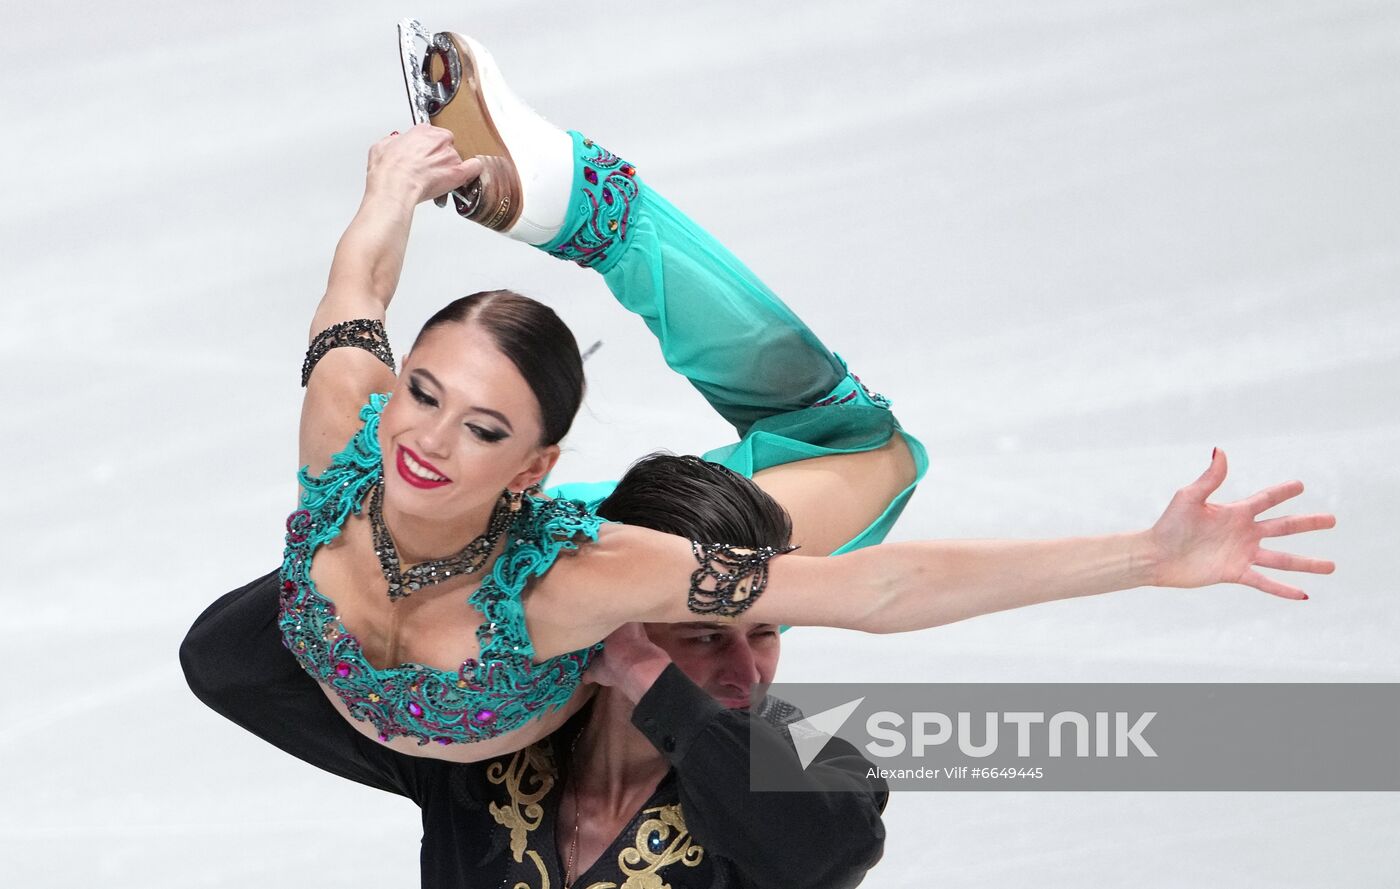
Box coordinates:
[396,446,452,489]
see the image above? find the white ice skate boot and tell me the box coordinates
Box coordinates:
[398,19,574,245]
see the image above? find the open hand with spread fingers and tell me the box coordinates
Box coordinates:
[1146,448,1337,599]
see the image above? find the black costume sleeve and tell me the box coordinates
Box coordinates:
[630,664,888,889]
[179,570,437,803]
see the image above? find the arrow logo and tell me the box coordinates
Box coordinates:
[788,697,865,769]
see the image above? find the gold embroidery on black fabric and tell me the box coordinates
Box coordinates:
[515,850,551,889]
[580,803,704,889]
[488,744,704,889]
[487,743,558,863]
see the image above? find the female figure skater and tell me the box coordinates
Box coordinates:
[263,27,1334,766]
[184,455,889,888]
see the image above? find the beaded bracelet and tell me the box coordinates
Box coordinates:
[301,319,396,387]
[687,542,798,617]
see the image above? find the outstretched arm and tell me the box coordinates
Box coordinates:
[533,449,1335,649]
[299,125,479,474]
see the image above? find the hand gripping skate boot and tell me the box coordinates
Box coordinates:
[398,19,573,245]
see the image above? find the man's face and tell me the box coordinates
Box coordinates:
[644,622,781,710]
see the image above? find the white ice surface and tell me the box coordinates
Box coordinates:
[2,0,1397,886]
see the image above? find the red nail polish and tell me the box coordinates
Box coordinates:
[1301,593,1310,601]
[1211,447,1217,461]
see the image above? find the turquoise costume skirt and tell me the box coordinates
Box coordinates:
[541,132,927,563]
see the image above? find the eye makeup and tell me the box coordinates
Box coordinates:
[405,372,511,443]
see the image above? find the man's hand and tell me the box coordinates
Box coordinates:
[585,623,674,704]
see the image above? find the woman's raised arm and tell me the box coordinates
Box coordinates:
[299,125,479,473]
[533,449,1335,650]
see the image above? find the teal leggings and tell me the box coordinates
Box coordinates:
[543,131,927,557]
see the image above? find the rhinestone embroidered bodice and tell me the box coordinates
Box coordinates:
[278,394,604,746]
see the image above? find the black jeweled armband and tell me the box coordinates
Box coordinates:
[688,542,797,617]
[300,319,396,387]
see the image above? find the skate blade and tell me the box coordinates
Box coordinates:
[398,18,435,126]
[395,21,520,226]
[398,18,463,207]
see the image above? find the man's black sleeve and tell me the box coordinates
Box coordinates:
[179,570,435,803]
[631,664,888,889]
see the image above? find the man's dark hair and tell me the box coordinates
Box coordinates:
[595,453,792,548]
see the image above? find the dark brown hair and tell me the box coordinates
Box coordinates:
[596,453,793,548]
[415,290,585,445]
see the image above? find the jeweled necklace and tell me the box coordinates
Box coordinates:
[367,481,514,601]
